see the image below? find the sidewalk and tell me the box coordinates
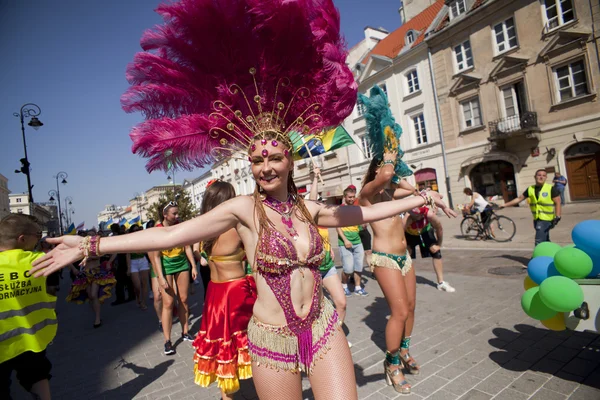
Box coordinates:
[11,253,600,399]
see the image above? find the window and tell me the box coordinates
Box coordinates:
[359,135,373,159]
[406,70,420,94]
[357,102,366,117]
[493,17,518,54]
[449,0,467,20]
[454,40,473,72]
[379,83,388,95]
[16,198,22,203]
[413,114,427,145]
[554,60,589,102]
[406,30,415,45]
[17,209,23,214]
[543,0,575,31]
[501,82,526,119]
[460,97,482,129]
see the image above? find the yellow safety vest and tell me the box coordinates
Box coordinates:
[0,250,57,363]
[528,184,555,221]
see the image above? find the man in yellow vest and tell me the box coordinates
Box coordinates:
[0,214,57,400]
[500,169,562,245]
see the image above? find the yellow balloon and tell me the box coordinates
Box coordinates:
[541,313,566,331]
[524,276,538,291]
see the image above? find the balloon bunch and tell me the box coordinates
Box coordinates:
[521,220,600,331]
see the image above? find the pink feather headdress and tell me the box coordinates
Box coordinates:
[122,0,357,172]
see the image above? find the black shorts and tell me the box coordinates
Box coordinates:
[359,229,372,251]
[0,350,52,397]
[406,229,438,259]
[46,271,60,287]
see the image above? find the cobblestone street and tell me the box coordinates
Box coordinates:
[11,205,600,400]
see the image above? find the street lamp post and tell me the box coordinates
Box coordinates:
[48,172,68,235]
[64,196,73,226]
[13,103,43,204]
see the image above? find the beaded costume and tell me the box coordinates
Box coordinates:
[249,222,340,374]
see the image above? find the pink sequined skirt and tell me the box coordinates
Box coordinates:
[247,300,339,374]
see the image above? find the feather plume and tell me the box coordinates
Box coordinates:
[122,0,357,172]
[358,85,412,183]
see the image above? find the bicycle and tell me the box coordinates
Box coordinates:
[460,203,516,242]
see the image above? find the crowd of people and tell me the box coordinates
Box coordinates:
[0,0,569,399]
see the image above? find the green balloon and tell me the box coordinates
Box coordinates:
[521,287,557,320]
[532,242,562,258]
[554,248,593,279]
[539,276,584,312]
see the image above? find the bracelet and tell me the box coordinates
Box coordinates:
[89,236,101,257]
[383,159,396,166]
[79,236,91,266]
[420,191,437,211]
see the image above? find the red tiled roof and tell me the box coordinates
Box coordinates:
[361,0,445,65]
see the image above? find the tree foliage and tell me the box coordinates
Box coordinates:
[146,186,197,223]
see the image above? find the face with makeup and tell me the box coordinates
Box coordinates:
[249,134,293,198]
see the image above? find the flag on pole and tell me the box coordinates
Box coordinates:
[289,126,356,161]
[76,221,85,231]
[65,223,76,235]
[119,218,127,226]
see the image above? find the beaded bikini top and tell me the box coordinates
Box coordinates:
[255,222,325,368]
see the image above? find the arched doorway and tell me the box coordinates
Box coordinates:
[414,168,438,191]
[470,161,517,202]
[565,141,600,200]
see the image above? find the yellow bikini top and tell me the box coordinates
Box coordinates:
[208,247,246,263]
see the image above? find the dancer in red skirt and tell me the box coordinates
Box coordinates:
[192,180,256,399]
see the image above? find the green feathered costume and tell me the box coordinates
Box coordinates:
[358,85,412,183]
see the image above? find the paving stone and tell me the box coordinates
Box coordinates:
[466,359,501,380]
[532,336,565,351]
[456,389,492,400]
[426,389,458,400]
[473,371,516,396]
[531,357,567,376]
[441,373,483,397]
[561,335,595,350]
[508,371,548,395]
[567,386,600,400]
[410,375,449,397]
[493,388,529,399]
[529,388,568,400]
[561,357,599,378]
[543,375,580,395]
[516,347,549,363]
[546,347,581,363]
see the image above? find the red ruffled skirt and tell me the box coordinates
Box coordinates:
[192,275,256,394]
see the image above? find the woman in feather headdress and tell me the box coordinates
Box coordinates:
[358,86,456,394]
[30,1,452,398]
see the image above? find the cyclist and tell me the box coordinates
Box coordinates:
[463,188,493,229]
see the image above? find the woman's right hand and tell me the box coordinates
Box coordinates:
[383,150,398,164]
[31,235,84,277]
[159,277,170,291]
[426,191,458,218]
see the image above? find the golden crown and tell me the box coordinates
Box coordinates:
[207,68,325,161]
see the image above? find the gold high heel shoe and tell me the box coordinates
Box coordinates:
[383,360,411,395]
[400,351,420,375]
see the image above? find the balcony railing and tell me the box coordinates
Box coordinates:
[488,111,538,140]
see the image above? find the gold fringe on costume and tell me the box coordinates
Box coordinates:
[371,252,412,276]
[247,300,340,375]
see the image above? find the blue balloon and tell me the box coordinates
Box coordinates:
[572,220,600,259]
[528,256,561,285]
[588,252,600,278]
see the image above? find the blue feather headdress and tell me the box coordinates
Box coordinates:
[358,85,412,183]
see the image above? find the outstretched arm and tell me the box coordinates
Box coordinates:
[31,196,246,276]
[500,194,526,208]
[308,167,321,201]
[314,191,455,228]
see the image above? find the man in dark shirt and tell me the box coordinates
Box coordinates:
[501,169,561,245]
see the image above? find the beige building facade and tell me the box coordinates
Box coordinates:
[426,0,600,205]
[8,193,57,234]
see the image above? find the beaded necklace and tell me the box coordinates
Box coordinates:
[262,195,300,241]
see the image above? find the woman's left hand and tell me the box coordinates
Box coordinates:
[31,235,85,277]
[191,267,198,281]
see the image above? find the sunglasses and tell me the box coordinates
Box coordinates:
[163,201,178,212]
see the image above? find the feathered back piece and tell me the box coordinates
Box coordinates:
[122,0,357,172]
[358,85,412,183]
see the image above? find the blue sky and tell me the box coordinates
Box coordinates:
[0,0,403,229]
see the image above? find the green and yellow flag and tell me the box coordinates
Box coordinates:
[289,126,356,161]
